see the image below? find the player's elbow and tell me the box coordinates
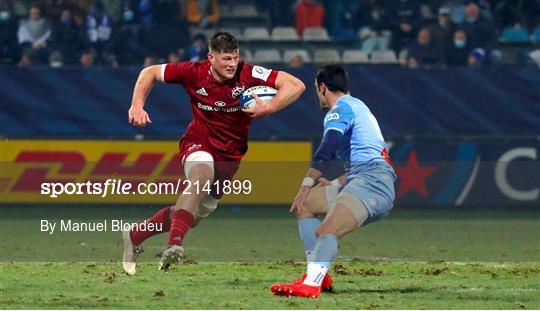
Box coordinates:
[293,77,306,95]
[140,65,163,82]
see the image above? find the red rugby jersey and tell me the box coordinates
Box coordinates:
[162,60,278,158]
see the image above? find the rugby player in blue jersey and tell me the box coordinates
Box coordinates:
[271,64,396,298]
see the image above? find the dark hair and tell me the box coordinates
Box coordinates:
[209,31,239,53]
[316,64,349,93]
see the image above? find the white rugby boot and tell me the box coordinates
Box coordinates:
[122,229,144,276]
[158,245,185,272]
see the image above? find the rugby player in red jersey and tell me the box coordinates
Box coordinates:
[121,32,305,275]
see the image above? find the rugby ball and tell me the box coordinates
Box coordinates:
[239,86,277,109]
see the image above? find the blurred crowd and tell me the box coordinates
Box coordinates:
[0,0,204,67]
[1,0,539,68]
[283,0,540,68]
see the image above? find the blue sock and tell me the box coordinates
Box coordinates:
[298,217,320,256]
[313,234,339,270]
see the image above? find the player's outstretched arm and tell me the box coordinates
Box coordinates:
[244,71,305,118]
[129,65,163,127]
[290,129,343,215]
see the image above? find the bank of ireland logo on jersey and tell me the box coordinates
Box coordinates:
[231,86,245,98]
[214,101,226,107]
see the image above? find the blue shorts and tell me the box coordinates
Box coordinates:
[340,161,396,226]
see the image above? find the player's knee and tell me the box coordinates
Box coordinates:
[295,207,315,219]
[188,165,213,183]
[315,223,336,238]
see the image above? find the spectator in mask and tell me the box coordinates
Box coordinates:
[108,4,144,65]
[445,30,470,67]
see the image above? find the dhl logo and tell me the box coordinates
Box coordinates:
[5,151,183,193]
[0,140,312,204]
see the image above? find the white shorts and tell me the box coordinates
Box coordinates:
[183,150,214,178]
[183,151,219,218]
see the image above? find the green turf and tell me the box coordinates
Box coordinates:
[1,261,539,309]
[1,206,539,309]
[1,206,538,262]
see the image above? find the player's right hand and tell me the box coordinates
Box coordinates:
[128,106,152,127]
[290,186,311,214]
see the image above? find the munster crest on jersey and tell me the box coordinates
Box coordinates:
[231,86,245,99]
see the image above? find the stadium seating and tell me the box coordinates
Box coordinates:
[370,50,398,64]
[243,27,271,41]
[342,50,369,64]
[531,27,540,42]
[271,27,300,41]
[196,29,217,41]
[331,28,356,42]
[225,4,258,17]
[500,26,530,43]
[241,49,253,62]
[283,49,312,63]
[302,27,330,41]
[219,27,243,40]
[314,49,341,63]
[253,49,282,63]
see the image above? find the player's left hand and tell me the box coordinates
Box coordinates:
[290,186,311,214]
[242,93,274,119]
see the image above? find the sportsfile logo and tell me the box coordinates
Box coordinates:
[39,178,253,198]
[40,178,186,198]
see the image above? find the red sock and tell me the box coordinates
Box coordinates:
[130,206,171,246]
[168,209,195,246]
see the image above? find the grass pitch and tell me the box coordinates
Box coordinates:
[1,261,539,309]
[1,206,539,309]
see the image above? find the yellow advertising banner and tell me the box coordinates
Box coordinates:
[0,140,311,204]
